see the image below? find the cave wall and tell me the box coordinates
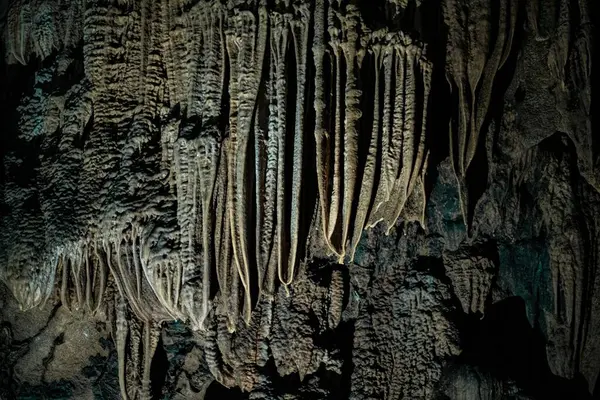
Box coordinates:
[0,0,599,399]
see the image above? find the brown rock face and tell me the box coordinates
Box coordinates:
[0,0,598,399]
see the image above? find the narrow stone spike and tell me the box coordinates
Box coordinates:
[225,15,247,326]
[114,239,147,322]
[85,245,93,311]
[525,0,544,40]
[366,43,394,229]
[282,5,310,286]
[327,37,342,250]
[7,1,30,65]
[388,47,418,232]
[72,251,84,308]
[140,320,152,400]
[388,45,405,203]
[225,139,240,332]
[247,7,273,300]
[418,152,430,225]
[104,242,123,298]
[401,46,418,186]
[271,12,290,288]
[380,51,407,231]
[131,229,143,300]
[339,10,361,263]
[312,0,334,253]
[265,222,279,300]
[466,5,489,130]
[60,255,71,311]
[199,139,219,326]
[251,6,267,313]
[164,263,173,309]
[232,8,267,324]
[548,0,570,84]
[350,46,381,262]
[408,60,432,193]
[115,293,129,400]
[229,256,240,332]
[255,94,267,295]
[215,144,230,298]
[261,50,278,297]
[174,139,202,302]
[92,243,108,314]
[381,45,395,203]
[467,0,509,170]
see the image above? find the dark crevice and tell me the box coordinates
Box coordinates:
[205,379,246,399]
[456,297,593,399]
[150,335,168,399]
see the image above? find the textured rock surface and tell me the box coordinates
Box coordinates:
[0,0,599,399]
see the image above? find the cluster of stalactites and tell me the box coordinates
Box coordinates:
[171,1,314,331]
[172,1,433,331]
[1,0,433,334]
[314,2,432,263]
[26,230,183,323]
[4,0,83,64]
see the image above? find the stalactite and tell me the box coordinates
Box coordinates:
[443,0,518,228]
[224,15,245,326]
[339,7,362,263]
[90,241,109,314]
[226,7,269,323]
[367,38,395,228]
[214,144,239,332]
[200,139,219,326]
[7,1,31,65]
[59,254,71,312]
[115,292,129,400]
[349,41,382,262]
[259,14,283,300]
[283,4,310,287]
[327,22,343,256]
[313,0,332,255]
[225,138,242,332]
[270,11,291,293]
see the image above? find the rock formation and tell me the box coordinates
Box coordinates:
[0,0,598,399]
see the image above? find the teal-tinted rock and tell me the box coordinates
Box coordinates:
[498,240,552,337]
